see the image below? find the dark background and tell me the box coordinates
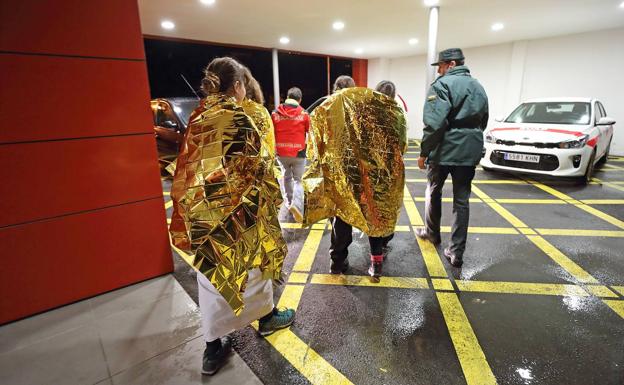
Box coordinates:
[144,38,353,109]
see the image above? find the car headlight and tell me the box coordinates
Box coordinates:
[485,132,497,143]
[558,134,589,149]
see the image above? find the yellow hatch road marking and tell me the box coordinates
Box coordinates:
[612,286,624,297]
[494,198,565,205]
[580,199,624,204]
[292,221,327,272]
[603,300,624,319]
[535,229,624,237]
[412,197,483,203]
[456,280,588,297]
[281,223,304,229]
[526,236,599,284]
[437,292,498,385]
[416,236,449,278]
[403,186,424,226]
[164,200,173,209]
[311,274,429,289]
[440,226,519,235]
[288,272,309,284]
[471,186,528,228]
[277,284,306,310]
[260,328,353,385]
[432,278,454,291]
[584,285,619,298]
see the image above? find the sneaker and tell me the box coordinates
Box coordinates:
[289,205,303,223]
[368,254,383,282]
[444,247,463,267]
[415,227,441,245]
[258,308,296,336]
[202,336,232,376]
[330,259,349,274]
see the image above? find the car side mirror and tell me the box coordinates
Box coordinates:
[597,117,616,126]
[162,120,178,129]
[494,116,504,122]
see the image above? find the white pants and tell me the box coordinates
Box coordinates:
[197,268,274,341]
[278,156,305,212]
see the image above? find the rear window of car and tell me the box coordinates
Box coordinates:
[506,102,590,125]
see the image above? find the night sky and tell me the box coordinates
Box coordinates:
[144,38,352,109]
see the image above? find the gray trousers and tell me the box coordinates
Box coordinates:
[425,164,476,258]
[277,156,306,206]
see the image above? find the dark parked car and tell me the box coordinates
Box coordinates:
[150,97,199,170]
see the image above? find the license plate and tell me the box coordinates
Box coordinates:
[503,152,540,163]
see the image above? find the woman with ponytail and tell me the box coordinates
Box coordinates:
[170,57,295,376]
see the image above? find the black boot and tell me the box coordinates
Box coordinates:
[415,227,441,245]
[202,335,232,375]
[444,247,463,267]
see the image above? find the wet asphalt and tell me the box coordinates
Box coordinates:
[163,151,624,385]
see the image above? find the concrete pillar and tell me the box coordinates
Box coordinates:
[426,5,439,93]
[272,48,280,110]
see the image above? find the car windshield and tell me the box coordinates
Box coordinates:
[505,102,590,125]
[170,99,199,126]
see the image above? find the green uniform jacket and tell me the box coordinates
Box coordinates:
[420,66,489,166]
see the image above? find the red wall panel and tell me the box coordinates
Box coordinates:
[0,135,163,227]
[0,54,154,143]
[0,198,172,324]
[0,0,144,59]
[352,59,368,87]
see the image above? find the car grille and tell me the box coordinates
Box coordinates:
[490,150,559,171]
[495,140,559,149]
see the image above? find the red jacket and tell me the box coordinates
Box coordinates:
[271,101,310,157]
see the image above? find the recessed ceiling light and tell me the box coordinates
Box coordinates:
[279,36,290,44]
[408,38,419,45]
[620,1,624,8]
[161,20,175,30]
[491,22,504,31]
[199,0,215,5]
[354,48,363,54]
[333,21,345,30]
[423,0,440,6]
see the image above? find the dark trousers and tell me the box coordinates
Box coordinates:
[425,164,476,258]
[329,217,394,263]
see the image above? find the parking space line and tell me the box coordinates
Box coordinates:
[416,236,448,278]
[472,186,528,227]
[574,204,624,229]
[412,197,483,203]
[529,181,624,229]
[277,284,306,310]
[436,292,498,385]
[612,286,624,297]
[311,274,429,289]
[262,328,354,385]
[456,280,588,297]
[602,300,624,319]
[495,198,565,204]
[288,272,309,284]
[164,200,173,209]
[440,226,518,235]
[583,285,619,298]
[281,223,304,229]
[526,235,599,284]
[394,225,411,232]
[535,229,624,237]
[404,179,528,185]
[292,224,326,272]
[580,199,624,204]
[403,186,424,226]
[432,278,454,291]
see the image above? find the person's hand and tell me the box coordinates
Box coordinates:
[418,156,427,170]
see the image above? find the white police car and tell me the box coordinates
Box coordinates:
[481,98,615,183]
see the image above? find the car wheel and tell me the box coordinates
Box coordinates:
[579,150,596,185]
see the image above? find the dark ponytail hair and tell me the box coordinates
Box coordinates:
[242,66,265,104]
[201,57,245,96]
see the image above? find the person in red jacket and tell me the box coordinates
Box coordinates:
[271,87,310,221]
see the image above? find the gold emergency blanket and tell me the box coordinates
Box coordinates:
[303,87,407,237]
[170,94,286,315]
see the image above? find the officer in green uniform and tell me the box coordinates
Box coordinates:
[415,48,489,267]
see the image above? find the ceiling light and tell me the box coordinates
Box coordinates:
[279,36,290,44]
[620,1,624,8]
[423,0,440,6]
[491,22,504,31]
[408,38,419,45]
[354,48,363,54]
[161,20,175,30]
[333,21,345,30]
[199,0,215,5]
